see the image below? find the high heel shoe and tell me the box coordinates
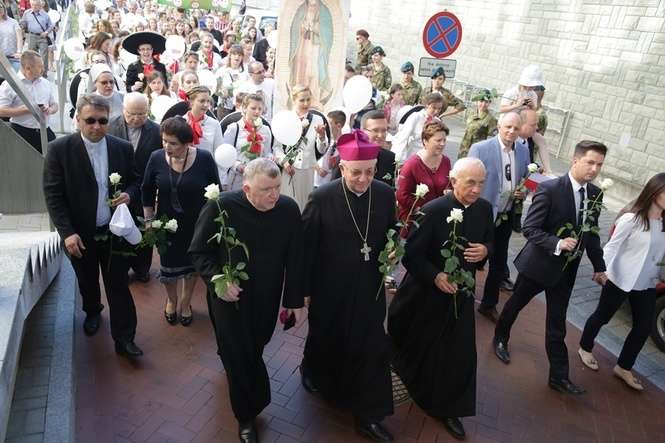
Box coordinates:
[164,310,177,325]
[180,306,193,326]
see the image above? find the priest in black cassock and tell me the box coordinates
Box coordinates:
[301,130,396,442]
[188,158,305,443]
[388,157,494,441]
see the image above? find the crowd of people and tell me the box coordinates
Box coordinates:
[30,2,665,443]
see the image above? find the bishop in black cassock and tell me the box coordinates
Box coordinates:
[188,159,304,443]
[301,130,396,442]
[388,158,493,440]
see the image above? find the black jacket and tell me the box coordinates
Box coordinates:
[125,60,168,93]
[43,132,139,241]
[514,174,606,287]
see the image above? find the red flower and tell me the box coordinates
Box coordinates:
[243,119,264,155]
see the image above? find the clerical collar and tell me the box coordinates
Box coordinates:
[343,180,367,197]
[81,134,105,149]
[498,135,514,152]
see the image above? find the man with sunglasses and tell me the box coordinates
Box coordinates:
[469,111,530,322]
[43,93,143,358]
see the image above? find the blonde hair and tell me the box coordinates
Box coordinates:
[291,84,311,100]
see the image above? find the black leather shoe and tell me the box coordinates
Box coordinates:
[180,314,193,327]
[238,421,257,443]
[83,313,101,336]
[493,337,510,364]
[299,365,318,394]
[548,378,586,395]
[500,278,515,292]
[441,417,466,440]
[355,422,394,442]
[477,305,499,323]
[114,341,144,358]
[164,310,177,325]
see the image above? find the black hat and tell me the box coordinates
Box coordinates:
[122,31,166,55]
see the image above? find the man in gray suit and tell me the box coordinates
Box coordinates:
[107,93,162,282]
[469,112,530,322]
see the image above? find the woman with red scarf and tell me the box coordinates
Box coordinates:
[123,31,168,93]
[185,85,223,166]
[197,32,222,71]
[222,93,275,190]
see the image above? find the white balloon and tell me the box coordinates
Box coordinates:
[95,0,112,10]
[63,38,84,61]
[47,10,60,24]
[198,69,218,93]
[215,144,238,169]
[266,30,278,49]
[342,75,373,114]
[271,110,302,146]
[150,96,177,123]
[119,48,136,66]
[165,35,186,60]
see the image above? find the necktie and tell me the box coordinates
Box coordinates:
[578,187,585,226]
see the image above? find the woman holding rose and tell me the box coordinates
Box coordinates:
[142,117,220,326]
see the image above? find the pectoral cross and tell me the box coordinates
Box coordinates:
[361,242,372,261]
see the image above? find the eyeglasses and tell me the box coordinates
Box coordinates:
[92,59,107,64]
[97,80,114,85]
[126,111,147,117]
[250,70,265,75]
[83,117,109,125]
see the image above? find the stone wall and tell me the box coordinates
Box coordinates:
[348,0,665,201]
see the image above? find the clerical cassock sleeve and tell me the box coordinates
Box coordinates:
[188,199,223,283]
[282,205,305,309]
[403,200,442,286]
[301,193,321,297]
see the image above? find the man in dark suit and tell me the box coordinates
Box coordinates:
[493,140,609,394]
[331,110,396,188]
[107,92,162,282]
[43,94,143,358]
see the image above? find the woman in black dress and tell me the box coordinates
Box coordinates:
[142,117,220,326]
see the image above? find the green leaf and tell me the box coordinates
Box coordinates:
[581,225,591,232]
[441,248,451,258]
[565,223,573,229]
[236,262,246,270]
[556,226,567,237]
[238,271,249,280]
[444,256,459,274]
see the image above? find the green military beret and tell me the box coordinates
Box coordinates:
[400,61,414,73]
[369,46,385,57]
[431,67,445,79]
[471,88,499,102]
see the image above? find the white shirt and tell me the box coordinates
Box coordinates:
[605,214,665,291]
[554,173,589,256]
[0,72,55,128]
[0,17,20,57]
[192,115,225,183]
[223,120,275,190]
[500,85,538,112]
[81,135,111,227]
[392,109,431,163]
[127,126,142,151]
[236,78,275,120]
[216,66,248,110]
[497,137,517,212]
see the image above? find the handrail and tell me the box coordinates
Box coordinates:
[0,54,49,156]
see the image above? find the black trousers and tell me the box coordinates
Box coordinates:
[69,230,138,343]
[580,281,656,370]
[480,208,515,308]
[129,245,153,277]
[10,123,56,154]
[495,272,576,380]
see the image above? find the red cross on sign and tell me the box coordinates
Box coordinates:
[422,11,463,59]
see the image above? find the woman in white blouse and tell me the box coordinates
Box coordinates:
[222,93,275,191]
[392,92,443,163]
[185,85,223,160]
[578,173,665,391]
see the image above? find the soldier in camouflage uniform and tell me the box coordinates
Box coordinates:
[400,61,422,106]
[369,46,392,92]
[424,67,466,119]
[355,29,375,69]
[458,89,498,158]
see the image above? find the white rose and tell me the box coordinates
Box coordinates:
[446,208,464,224]
[109,172,122,185]
[204,183,221,200]
[527,163,539,174]
[254,118,262,128]
[301,119,310,129]
[165,219,178,233]
[414,183,429,199]
[138,73,145,81]
[600,178,614,191]
[151,219,162,229]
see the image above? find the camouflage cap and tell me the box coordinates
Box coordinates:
[471,88,499,102]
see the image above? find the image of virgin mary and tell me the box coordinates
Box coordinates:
[288,0,334,108]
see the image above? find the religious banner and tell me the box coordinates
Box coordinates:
[274,0,349,113]
[156,0,231,12]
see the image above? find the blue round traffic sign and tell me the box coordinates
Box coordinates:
[422,11,463,59]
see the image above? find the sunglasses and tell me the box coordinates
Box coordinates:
[83,117,109,125]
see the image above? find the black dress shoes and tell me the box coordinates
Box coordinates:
[355,422,394,442]
[548,378,586,395]
[299,365,318,394]
[493,337,510,364]
[500,278,515,292]
[164,310,177,325]
[238,421,258,443]
[114,341,144,357]
[477,305,499,323]
[83,313,101,336]
[441,417,466,440]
